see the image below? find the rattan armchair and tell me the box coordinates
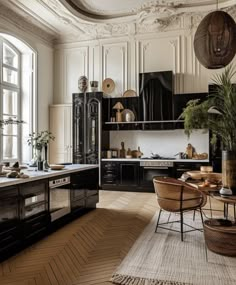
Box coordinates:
[153,177,207,241]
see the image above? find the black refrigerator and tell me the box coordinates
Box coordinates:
[72,92,102,165]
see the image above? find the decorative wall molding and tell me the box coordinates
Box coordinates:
[102,42,128,95]
[0,1,235,44]
[0,3,55,44]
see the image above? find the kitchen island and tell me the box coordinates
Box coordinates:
[0,164,98,187]
[0,164,99,261]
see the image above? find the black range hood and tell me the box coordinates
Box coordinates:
[139,71,173,121]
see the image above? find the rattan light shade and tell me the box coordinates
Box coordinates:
[194,11,236,69]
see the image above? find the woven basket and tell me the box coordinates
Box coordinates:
[204,219,236,256]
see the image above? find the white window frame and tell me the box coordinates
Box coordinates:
[0,38,21,162]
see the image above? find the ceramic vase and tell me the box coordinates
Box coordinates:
[43,144,50,169]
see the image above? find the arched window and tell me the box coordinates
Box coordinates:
[0,39,21,161]
[0,35,36,163]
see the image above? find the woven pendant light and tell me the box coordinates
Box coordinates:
[194,8,236,69]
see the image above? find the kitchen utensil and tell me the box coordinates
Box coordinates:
[123,89,137,97]
[102,78,115,94]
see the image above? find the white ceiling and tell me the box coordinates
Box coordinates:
[0,0,235,44]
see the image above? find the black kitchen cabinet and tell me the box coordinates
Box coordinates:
[101,161,119,186]
[19,180,50,242]
[71,168,99,215]
[119,162,139,187]
[173,92,208,120]
[0,187,20,259]
[174,161,209,178]
[102,161,140,191]
[0,167,99,262]
[73,92,102,164]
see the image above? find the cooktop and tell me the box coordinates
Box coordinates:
[141,155,175,160]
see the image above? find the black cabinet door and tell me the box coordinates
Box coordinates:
[86,97,100,164]
[174,162,209,178]
[71,168,99,212]
[0,187,20,258]
[73,93,85,164]
[73,92,102,164]
[19,180,49,241]
[101,162,119,185]
[119,163,139,186]
[20,180,48,220]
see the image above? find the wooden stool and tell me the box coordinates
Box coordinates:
[204,219,236,256]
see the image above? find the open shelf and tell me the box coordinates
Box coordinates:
[103,120,185,130]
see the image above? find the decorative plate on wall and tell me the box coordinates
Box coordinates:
[123,89,137,97]
[102,78,115,94]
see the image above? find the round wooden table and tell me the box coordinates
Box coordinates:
[209,192,236,221]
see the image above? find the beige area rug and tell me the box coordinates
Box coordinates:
[111,211,236,285]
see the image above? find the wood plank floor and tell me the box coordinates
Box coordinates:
[0,190,232,285]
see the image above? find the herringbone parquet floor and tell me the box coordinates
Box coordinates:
[0,191,157,285]
[0,190,229,285]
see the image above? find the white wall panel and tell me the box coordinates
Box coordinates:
[139,36,181,93]
[88,45,100,90]
[64,47,88,103]
[102,42,128,97]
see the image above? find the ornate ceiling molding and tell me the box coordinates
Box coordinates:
[0,0,235,44]
[0,3,56,44]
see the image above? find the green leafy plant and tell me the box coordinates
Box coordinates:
[0,118,24,128]
[27,131,55,150]
[181,64,236,151]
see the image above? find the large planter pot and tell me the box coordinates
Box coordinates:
[222,150,236,194]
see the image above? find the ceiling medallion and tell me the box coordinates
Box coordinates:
[194,10,236,69]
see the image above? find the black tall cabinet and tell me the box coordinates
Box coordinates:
[73,92,102,165]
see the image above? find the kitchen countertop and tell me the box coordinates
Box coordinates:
[0,164,98,188]
[101,158,209,163]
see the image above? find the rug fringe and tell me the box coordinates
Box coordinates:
[110,274,191,285]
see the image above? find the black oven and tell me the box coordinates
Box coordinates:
[140,161,174,191]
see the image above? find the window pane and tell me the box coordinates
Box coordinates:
[3,43,18,68]
[3,90,18,115]
[3,67,18,85]
[3,135,18,160]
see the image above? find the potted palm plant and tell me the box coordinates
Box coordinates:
[181,65,236,194]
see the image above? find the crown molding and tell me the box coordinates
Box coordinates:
[0,3,56,45]
[0,1,235,45]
